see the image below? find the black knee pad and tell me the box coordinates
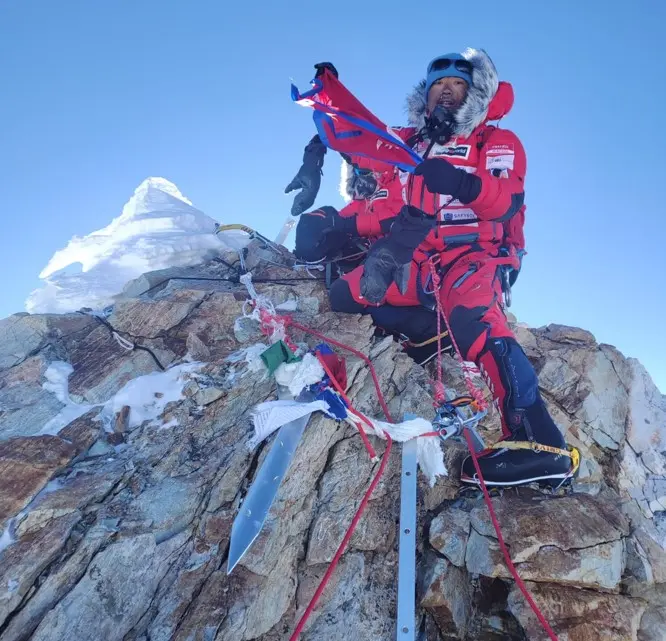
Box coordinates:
[329,278,367,314]
[487,337,539,410]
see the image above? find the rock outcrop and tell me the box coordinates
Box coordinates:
[0,242,664,641]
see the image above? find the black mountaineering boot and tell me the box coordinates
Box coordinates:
[460,337,573,487]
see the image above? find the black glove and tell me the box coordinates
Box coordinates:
[314,62,339,79]
[414,158,482,204]
[320,206,358,236]
[285,135,327,216]
[360,206,436,304]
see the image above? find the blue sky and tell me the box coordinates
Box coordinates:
[1,0,665,392]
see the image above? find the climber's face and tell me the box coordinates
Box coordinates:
[427,77,468,114]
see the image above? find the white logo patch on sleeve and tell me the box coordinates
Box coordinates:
[485,144,515,171]
[486,154,515,170]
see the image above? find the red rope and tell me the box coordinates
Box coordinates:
[463,429,559,641]
[289,319,394,422]
[287,339,394,640]
[433,266,446,405]
[289,434,393,640]
[428,260,558,641]
[249,313,394,639]
[255,304,557,640]
[428,261,487,410]
[315,350,377,460]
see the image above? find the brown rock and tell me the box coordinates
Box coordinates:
[429,507,471,567]
[420,556,472,639]
[110,292,207,339]
[66,324,161,403]
[106,432,125,446]
[0,354,50,387]
[200,509,233,545]
[172,291,251,361]
[58,407,102,454]
[0,436,76,527]
[541,324,597,345]
[508,581,645,641]
[0,513,81,627]
[16,469,122,537]
[467,493,630,590]
[45,312,97,338]
[168,569,230,641]
[114,405,131,433]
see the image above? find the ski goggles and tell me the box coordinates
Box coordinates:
[426,55,473,93]
[428,57,473,76]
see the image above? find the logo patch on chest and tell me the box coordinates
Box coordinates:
[440,209,478,222]
[432,144,472,159]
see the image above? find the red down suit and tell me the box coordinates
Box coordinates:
[331,49,534,439]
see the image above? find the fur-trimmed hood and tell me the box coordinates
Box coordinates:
[406,48,513,138]
[340,48,514,200]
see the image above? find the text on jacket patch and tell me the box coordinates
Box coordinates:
[431,144,472,159]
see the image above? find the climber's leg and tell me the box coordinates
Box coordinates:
[440,253,572,486]
[294,207,351,262]
[329,263,448,363]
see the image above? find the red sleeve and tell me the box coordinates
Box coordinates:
[340,199,399,238]
[339,200,365,218]
[468,129,527,222]
[340,180,402,238]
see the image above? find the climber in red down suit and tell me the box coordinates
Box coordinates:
[290,51,572,488]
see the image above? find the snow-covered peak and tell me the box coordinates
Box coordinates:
[26,177,225,314]
[117,177,194,220]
